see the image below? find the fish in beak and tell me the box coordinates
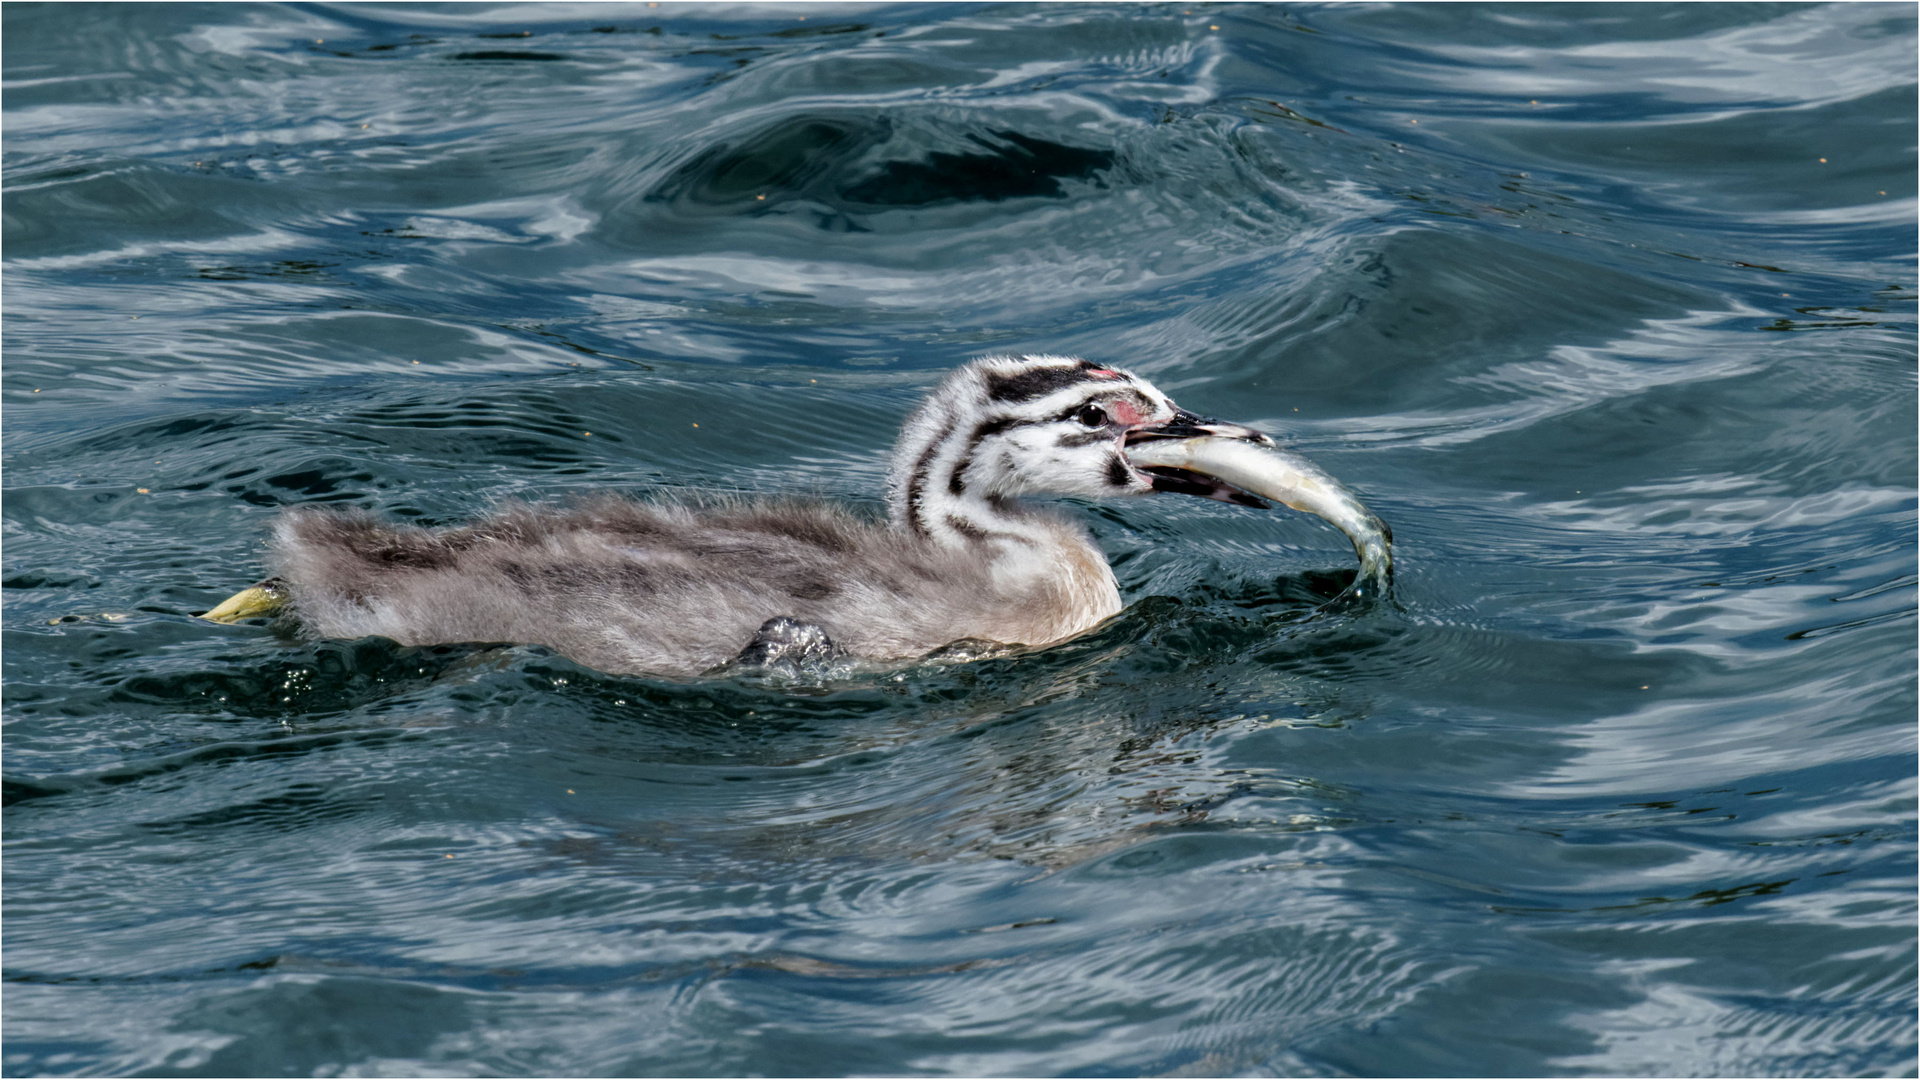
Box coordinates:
[1124,410,1394,591]
[1123,410,1277,508]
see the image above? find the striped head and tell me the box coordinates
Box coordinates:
[888,355,1270,544]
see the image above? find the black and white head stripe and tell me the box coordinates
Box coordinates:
[886,355,1179,542]
[981,357,1115,403]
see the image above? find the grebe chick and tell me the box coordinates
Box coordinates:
[204,356,1391,678]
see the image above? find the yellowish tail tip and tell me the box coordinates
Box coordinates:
[201,583,287,624]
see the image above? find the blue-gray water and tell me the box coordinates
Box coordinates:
[4,3,1915,1076]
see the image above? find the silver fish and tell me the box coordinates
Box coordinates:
[1125,435,1393,591]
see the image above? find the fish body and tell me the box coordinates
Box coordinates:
[1125,436,1392,590]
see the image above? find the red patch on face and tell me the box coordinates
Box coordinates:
[1107,398,1149,425]
[1085,368,1122,380]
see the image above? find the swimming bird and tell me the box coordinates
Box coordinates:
[203,355,1390,678]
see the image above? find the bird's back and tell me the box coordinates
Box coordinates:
[270,496,1119,677]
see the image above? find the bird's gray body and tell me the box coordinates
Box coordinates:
[271,356,1160,677]
[272,494,1115,678]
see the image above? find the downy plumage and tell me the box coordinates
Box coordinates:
[213,355,1387,678]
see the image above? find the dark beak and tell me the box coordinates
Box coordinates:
[1124,409,1274,448]
[1123,410,1276,508]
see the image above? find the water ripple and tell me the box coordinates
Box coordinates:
[4,3,1913,1076]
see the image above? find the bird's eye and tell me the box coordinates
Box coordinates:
[1074,405,1108,428]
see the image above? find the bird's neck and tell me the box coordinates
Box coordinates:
[897,468,1110,598]
[885,414,1122,638]
[888,399,1028,545]
[897,484,1038,547]
[907,489,1122,638]
[885,395,1110,580]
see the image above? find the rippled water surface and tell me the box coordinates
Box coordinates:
[4,3,1916,1076]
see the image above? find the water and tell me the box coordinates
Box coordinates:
[3,3,1914,1075]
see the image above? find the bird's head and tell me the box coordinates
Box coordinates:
[889,355,1275,535]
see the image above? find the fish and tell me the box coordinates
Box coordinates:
[1124,435,1393,593]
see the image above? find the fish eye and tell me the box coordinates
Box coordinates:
[1074,404,1108,428]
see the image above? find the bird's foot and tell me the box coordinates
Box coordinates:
[733,616,841,674]
[919,638,1015,664]
[201,578,289,623]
